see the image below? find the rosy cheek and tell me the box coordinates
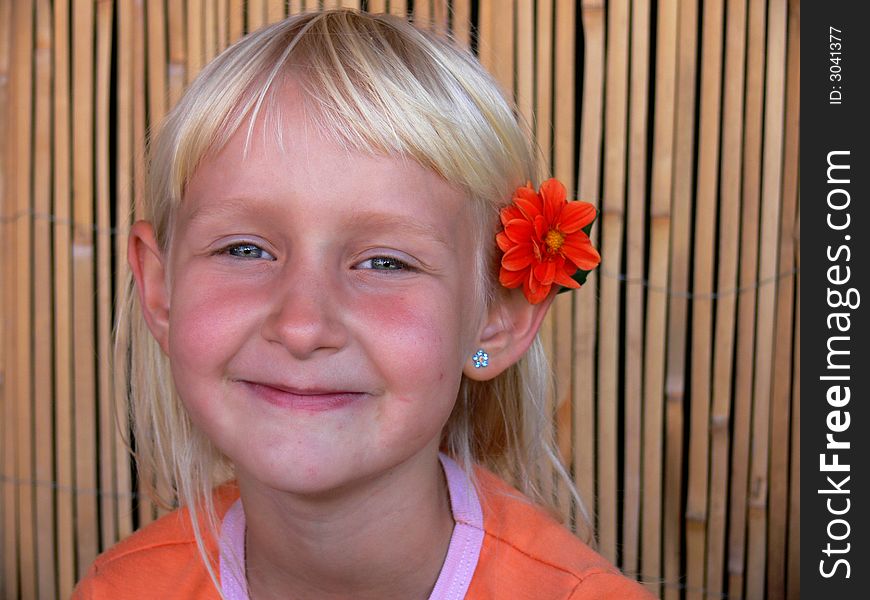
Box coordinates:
[357,295,446,358]
[168,286,247,373]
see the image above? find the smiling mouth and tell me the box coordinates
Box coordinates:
[240,381,366,412]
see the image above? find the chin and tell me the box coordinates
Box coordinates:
[238,454,370,499]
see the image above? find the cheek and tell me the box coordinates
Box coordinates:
[355,292,460,374]
[166,279,255,375]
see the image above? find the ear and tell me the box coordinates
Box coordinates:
[463,287,557,381]
[128,220,171,353]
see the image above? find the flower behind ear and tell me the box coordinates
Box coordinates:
[496,179,601,304]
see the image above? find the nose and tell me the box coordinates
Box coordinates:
[260,263,348,359]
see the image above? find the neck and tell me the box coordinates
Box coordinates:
[237,449,454,600]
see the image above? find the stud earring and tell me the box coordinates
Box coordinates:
[472,349,489,368]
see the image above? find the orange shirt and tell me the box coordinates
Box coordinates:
[73,469,654,599]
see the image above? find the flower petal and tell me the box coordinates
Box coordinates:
[514,184,540,206]
[514,195,542,221]
[539,178,567,224]
[527,267,539,294]
[500,266,527,288]
[501,243,535,271]
[525,279,551,304]
[500,204,524,226]
[534,260,557,286]
[504,218,535,244]
[558,201,596,234]
[554,264,581,288]
[496,231,513,252]
[560,235,601,270]
[533,214,548,240]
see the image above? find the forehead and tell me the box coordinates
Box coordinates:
[178,85,476,239]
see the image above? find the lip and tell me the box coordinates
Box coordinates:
[240,380,366,412]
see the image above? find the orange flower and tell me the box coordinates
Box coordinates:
[496,179,601,304]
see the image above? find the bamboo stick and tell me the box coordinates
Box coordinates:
[574,0,603,541]
[229,0,244,43]
[268,0,286,24]
[147,0,168,129]
[641,0,679,593]
[12,1,37,596]
[492,0,515,95]
[115,0,137,540]
[596,0,628,564]
[685,1,725,597]
[432,0,448,35]
[554,0,576,191]
[187,0,204,80]
[477,0,493,73]
[705,1,747,597]
[413,0,432,29]
[132,0,147,252]
[249,0,267,30]
[32,1,57,596]
[515,0,534,129]
[727,0,766,594]
[598,0,640,568]
[765,1,799,596]
[0,3,14,595]
[51,0,77,593]
[535,0,553,167]
[552,0,578,516]
[96,0,117,553]
[217,0,229,51]
[744,1,787,596]
[786,24,801,598]
[787,244,800,600]
[73,0,100,578]
[205,0,217,62]
[0,220,18,591]
[662,0,699,596]
[166,0,186,106]
[451,0,471,48]
[488,0,515,96]
[389,0,407,18]
[622,0,650,577]
[323,0,360,10]
[368,0,388,14]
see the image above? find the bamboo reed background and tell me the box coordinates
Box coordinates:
[0,1,799,599]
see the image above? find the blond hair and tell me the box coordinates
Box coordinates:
[118,8,590,592]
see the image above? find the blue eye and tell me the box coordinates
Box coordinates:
[222,243,275,260]
[357,256,409,271]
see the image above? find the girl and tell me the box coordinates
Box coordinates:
[74,9,653,600]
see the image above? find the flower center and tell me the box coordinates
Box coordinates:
[545,228,565,253]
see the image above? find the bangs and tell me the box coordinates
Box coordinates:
[147,10,537,252]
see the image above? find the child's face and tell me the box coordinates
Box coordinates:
[160,91,486,495]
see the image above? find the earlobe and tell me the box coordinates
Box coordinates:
[128,220,171,353]
[463,288,557,381]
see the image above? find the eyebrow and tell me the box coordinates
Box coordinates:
[181,200,452,247]
[344,210,451,247]
[182,198,262,225]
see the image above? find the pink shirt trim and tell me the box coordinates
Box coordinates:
[219,453,484,599]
